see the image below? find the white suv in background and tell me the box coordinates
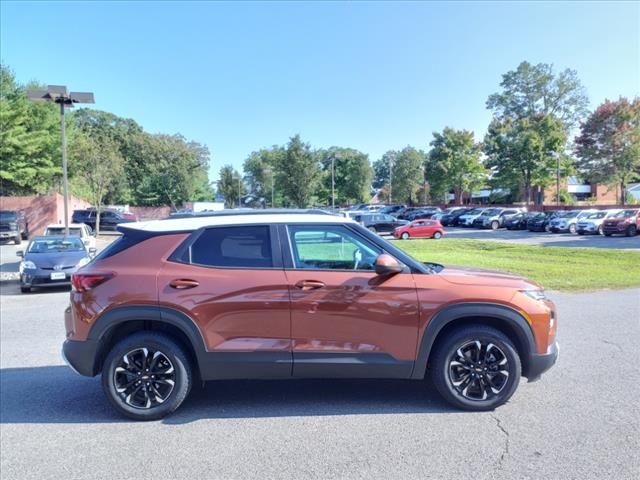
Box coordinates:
[549,210,597,234]
[457,208,486,227]
[576,210,620,235]
[44,223,96,250]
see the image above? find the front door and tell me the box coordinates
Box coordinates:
[282,224,420,378]
[158,224,291,379]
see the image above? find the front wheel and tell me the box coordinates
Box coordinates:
[627,225,637,237]
[14,235,21,245]
[569,224,577,234]
[433,231,442,239]
[491,221,499,230]
[102,332,192,421]
[430,325,521,411]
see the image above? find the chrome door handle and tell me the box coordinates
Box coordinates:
[169,279,200,289]
[295,280,325,291]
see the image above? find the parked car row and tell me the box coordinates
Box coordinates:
[72,208,138,231]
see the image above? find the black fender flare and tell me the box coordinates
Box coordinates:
[410,302,536,379]
[88,305,208,373]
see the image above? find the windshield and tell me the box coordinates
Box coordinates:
[613,210,637,218]
[0,211,17,221]
[481,208,500,216]
[585,212,606,219]
[467,209,483,215]
[27,238,85,253]
[46,227,82,236]
[558,211,578,218]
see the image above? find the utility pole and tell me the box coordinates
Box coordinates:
[331,155,335,210]
[556,153,560,207]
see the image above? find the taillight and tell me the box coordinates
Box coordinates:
[71,272,114,292]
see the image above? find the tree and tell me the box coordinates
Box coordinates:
[372,157,390,190]
[243,147,283,207]
[487,61,589,131]
[0,65,62,195]
[217,165,245,208]
[70,133,124,235]
[484,114,567,204]
[575,97,640,205]
[389,147,425,205]
[426,128,487,204]
[318,147,373,205]
[274,135,320,207]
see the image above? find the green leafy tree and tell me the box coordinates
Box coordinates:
[575,97,640,205]
[243,147,283,207]
[389,147,425,205]
[426,128,487,204]
[70,133,124,234]
[275,135,320,207]
[318,147,373,206]
[484,114,567,204]
[217,164,245,208]
[487,61,589,131]
[0,65,62,195]
[372,157,390,190]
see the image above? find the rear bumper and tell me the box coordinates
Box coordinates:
[0,231,19,238]
[62,339,100,377]
[526,341,559,382]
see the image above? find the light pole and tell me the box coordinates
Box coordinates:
[556,153,561,207]
[27,86,94,235]
[388,156,393,204]
[238,175,242,208]
[330,153,341,209]
[264,168,274,208]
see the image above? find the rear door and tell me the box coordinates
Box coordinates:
[282,223,420,378]
[158,224,292,379]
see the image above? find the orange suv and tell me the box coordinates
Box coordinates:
[63,211,558,420]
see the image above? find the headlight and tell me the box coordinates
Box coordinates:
[521,289,546,301]
[77,257,90,268]
[20,260,36,273]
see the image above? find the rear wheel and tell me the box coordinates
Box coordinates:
[368,226,377,233]
[14,235,21,245]
[102,332,192,421]
[20,286,31,293]
[569,224,577,234]
[491,220,499,230]
[401,232,410,240]
[627,225,637,237]
[430,325,521,411]
[433,231,442,239]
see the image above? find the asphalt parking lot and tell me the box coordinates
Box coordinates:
[1,242,638,480]
[384,227,640,250]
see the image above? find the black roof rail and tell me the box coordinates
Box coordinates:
[164,208,335,219]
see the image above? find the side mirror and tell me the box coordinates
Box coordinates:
[374,254,403,276]
[16,250,24,258]
[89,247,97,257]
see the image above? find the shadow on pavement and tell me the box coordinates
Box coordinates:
[0,366,455,425]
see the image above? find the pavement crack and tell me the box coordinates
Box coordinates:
[492,415,510,469]
[601,339,623,352]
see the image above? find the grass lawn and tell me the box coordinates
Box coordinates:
[394,238,640,291]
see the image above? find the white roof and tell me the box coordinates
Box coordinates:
[125,213,355,232]
[46,223,86,229]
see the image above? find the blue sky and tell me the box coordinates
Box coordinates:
[2,1,638,181]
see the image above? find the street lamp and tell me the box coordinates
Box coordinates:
[27,86,94,235]
[388,156,393,204]
[263,168,274,208]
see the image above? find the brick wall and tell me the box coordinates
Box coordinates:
[0,194,91,236]
[129,206,171,221]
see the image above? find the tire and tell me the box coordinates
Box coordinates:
[491,221,499,230]
[14,235,21,245]
[430,325,521,411]
[604,233,612,237]
[20,286,31,293]
[401,232,410,240]
[598,225,603,236]
[433,231,442,239]
[569,224,576,234]
[102,332,193,421]
[368,226,377,233]
[577,231,584,235]
[627,225,637,237]
[21,231,28,240]
[545,225,551,233]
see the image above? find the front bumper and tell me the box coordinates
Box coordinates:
[62,339,100,377]
[0,230,19,239]
[21,272,72,288]
[526,341,559,382]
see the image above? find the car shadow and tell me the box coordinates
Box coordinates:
[0,366,456,425]
[0,281,70,296]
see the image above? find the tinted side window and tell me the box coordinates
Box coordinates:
[190,226,273,268]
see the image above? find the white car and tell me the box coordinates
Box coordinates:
[457,208,487,227]
[549,210,597,234]
[576,210,621,235]
[44,223,96,249]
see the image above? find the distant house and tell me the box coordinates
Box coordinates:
[627,183,640,202]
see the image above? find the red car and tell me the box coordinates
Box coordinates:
[394,219,445,240]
